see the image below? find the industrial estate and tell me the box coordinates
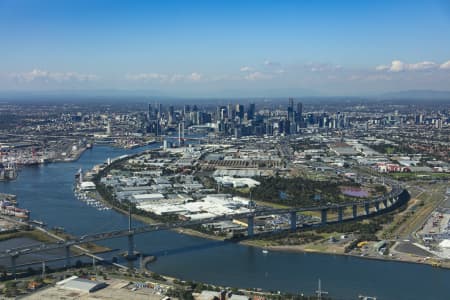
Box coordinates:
[0,97,449,299]
[4,0,450,298]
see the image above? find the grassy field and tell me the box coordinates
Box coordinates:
[78,242,110,253]
[390,172,450,181]
[0,227,111,255]
[381,182,446,240]
[0,229,56,243]
[49,230,110,253]
[253,200,291,209]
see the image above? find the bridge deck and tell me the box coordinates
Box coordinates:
[0,187,405,260]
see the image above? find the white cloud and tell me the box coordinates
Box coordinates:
[304,63,342,72]
[376,60,443,72]
[11,69,98,82]
[169,74,185,82]
[409,61,437,70]
[263,60,281,67]
[187,72,202,81]
[245,72,272,80]
[440,60,450,69]
[241,61,284,77]
[390,60,407,72]
[126,73,168,81]
[375,65,390,71]
[127,72,203,83]
[240,66,253,72]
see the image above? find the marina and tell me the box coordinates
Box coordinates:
[73,190,112,212]
[74,168,111,212]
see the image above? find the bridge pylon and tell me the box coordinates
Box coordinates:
[247,215,254,237]
[10,253,18,278]
[374,202,380,212]
[352,205,358,218]
[338,207,343,222]
[388,197,394,205]
[321,209,328,225]
[65,245,71,269]
[126,232,137,260]
[290,211,297,231]
[364,203,370,215]
[126,202,138,260]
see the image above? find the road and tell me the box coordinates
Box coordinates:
[0,185,405,262]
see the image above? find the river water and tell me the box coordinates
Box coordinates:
[0,145,449,300]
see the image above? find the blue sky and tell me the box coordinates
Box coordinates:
[1,0,450,96]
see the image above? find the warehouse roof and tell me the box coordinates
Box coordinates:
[56,276,107,293]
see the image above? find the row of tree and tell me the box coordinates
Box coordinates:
[247,176,359,207]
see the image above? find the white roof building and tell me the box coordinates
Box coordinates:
[439,239,450,249]
[132,193,165,202]
[79,181,96,191]
[56,276,107,293]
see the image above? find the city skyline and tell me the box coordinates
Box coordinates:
[1,0,450,96]
[1,2,450,298]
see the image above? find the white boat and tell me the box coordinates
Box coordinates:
[262,249,269,254]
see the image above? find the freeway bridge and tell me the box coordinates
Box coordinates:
[1,185,408,276]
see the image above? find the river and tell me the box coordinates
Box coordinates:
[0,145,449,300]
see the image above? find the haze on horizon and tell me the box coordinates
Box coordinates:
[1,0,450,97]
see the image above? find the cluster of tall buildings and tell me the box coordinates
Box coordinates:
[144,99,353,137]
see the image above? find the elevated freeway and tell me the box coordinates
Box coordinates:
[0,184,408,276]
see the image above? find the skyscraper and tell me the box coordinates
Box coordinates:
[147,103,154,120]
[184,105,190,115]
[227,103,234,120]
[296,102,303,128]
[157,103,163,118]
[296,102,303,118]
[288,98,295,122]
[236,104,244,119]
[147,102,160,136]
[248,103,256,120]
[168,106,175,124]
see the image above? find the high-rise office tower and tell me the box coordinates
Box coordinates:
[157,103,163,118]
[184,105,190,115]
[236,104,244,119]
[227,104,234,120]
[296,102,303,128]
[288,98,294,122]
[217,106,227,121]
[248,103,256,120]
[296,102,303,118]
[168,106,175,124]
[147,103,153,120]
[147,102,160,136]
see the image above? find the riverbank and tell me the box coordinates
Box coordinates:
[87,146,447,271]
[242,239,450,270]
[2,142,450,300]
[5,146,88,182]
[129,203,450,271]
[7,139,155,180]
[102,193,450,272]
[52,146,88,163]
